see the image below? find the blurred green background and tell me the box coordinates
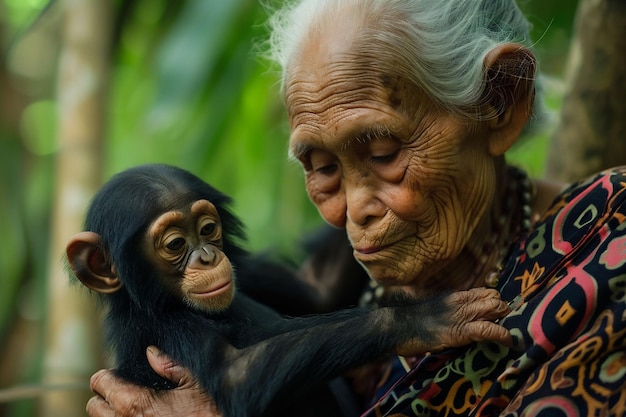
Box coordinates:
[0,0,578,416]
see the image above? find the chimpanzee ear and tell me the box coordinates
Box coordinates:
[482,43,536,156]
[66,231,123,294]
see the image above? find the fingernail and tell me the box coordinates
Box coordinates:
[147,345,160,356]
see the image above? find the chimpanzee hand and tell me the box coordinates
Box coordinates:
[395,288,512,356]
[86,346,221,417]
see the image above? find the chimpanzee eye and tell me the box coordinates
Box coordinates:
[201,222,216,236]
[166,237,186,251]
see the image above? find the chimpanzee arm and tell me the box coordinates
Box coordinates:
[197,288,510,417]
[237,226,369,316]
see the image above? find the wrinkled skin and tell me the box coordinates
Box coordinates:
[85,11,535,417]
[395,288,512,355]
[88,346,221,417]
[285,25,523,297]
[88,290,511,417]
[145,199,236,312]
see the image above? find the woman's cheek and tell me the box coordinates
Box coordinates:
[382,183,426,221]
[305,176,346,227]
[375,161,406,184]
[318,199,347,227]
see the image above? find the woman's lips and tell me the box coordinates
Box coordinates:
[354,243,393,255]
[355,246,384,254]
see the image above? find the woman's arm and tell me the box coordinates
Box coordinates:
[86,346,221,417]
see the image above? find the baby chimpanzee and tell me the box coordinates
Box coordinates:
[67,164,510,417]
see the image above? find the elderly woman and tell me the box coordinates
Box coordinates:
[87,0,626,416]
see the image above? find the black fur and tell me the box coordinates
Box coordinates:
[75,164,454,417]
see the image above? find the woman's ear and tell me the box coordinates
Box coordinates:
[66,231,122,294]
[482,43,536,156]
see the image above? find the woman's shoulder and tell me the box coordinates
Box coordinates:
[539,165,626,224]
[559,165,626,202]
[497,166,626,349]
[499,166,626,301]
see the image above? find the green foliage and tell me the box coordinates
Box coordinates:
[0,139,27,331]
[0,0,579,301]
[519,0,579,76]
[104,0,576,253]
[0,1,579,414]
[3,0,49,34]
[107,0,321,253]
[507,80,565,177]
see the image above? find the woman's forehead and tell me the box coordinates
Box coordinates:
[288,112,405,157]
[286,75,434,155]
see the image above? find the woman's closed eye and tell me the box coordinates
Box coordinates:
[370,151,399,164]
[315,163,339,175]
[309,150,340,176]
[368,136,401,165]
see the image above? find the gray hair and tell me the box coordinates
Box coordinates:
[266,0,545,128]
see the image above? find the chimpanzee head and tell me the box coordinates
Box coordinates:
[66,164,247,314]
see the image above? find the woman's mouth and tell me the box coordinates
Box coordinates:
[354,245,388,255]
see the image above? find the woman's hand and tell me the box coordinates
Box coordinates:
[86,346,221,417]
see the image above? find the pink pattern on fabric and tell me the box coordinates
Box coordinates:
[551,175,613,255]
[601,236,626,270]
[527,266,597,354]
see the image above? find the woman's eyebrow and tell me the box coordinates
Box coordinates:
[342,125,394,151]
[289,124,396,158]
[365,124,396,141]
[288,141,312,160]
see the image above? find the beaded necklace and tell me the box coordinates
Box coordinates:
[483,165,533,288]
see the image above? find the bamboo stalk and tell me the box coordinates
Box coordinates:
[40,0,113,415]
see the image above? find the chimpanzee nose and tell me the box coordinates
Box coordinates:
[189,246,219,268]
[200,246,216,264]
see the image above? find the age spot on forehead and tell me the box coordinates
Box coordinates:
[380,74,392,87]
[379,74,403,110]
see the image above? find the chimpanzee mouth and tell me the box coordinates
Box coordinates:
[194,280,232,298]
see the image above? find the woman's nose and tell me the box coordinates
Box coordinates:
[345,184,386,226]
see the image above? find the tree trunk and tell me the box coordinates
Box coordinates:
[546,0,626,182]
[40,0,112,415]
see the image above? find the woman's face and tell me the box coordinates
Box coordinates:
[286,51,497,292]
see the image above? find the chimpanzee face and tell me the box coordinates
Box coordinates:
[143,199,236,312]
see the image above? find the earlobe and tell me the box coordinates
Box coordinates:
[482,43,536,156]
[66,231,123,294]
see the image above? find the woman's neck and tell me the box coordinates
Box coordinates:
[446,164,534,292]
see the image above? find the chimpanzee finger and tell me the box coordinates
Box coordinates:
[456,287,503,304]
[466,295,510,321]
[448,288,510,321]
[460,320,513,347]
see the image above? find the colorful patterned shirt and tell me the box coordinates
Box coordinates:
[361,167,626,417]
